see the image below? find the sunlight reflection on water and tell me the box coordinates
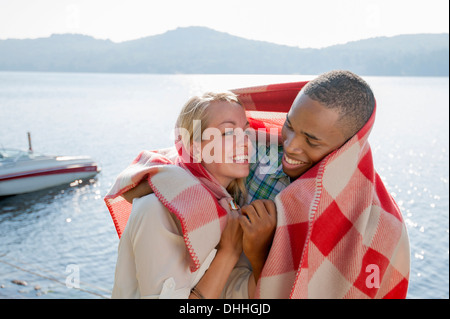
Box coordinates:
[0,72,448,299]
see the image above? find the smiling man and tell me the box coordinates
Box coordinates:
[281,95,346,178]
[226,70,409,299]
[233,70,378,297]
[245,70,375,205]
[282,70,375,176]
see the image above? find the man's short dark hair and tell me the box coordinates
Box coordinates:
[302,70,375,139]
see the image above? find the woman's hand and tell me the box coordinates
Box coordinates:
[190,210,243,299]
[216,210,243,259]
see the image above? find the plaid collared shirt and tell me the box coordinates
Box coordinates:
[244,143,291,204]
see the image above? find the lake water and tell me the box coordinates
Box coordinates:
[0,72,448,299]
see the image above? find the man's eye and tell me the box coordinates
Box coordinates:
[306,138,319,147]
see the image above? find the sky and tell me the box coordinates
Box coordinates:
[0,0,448,48]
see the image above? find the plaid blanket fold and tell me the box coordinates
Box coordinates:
[231,81,410,298]
[256,104,410,299]
[104,149,229,272]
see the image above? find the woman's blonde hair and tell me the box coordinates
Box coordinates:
[175,91,247,203]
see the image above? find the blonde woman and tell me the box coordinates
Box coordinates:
[109,92,258,299]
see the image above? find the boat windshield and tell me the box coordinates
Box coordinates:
[0,148,34,163]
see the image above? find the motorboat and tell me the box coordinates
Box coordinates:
[0,148,101,196]
[0,134,101,196]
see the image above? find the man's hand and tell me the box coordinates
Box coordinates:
[239,199,277,283]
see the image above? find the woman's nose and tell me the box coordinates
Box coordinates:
[235,129,249,145]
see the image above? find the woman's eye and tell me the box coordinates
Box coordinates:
[284,121,293,130]
[223,130,234,136]
[245,128,255,136]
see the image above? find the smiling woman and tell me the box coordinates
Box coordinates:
[199,101,252,189]
[175,92,251,199]
[106,91,259,299]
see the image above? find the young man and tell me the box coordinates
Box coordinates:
[228,70,409,299]
[246,70,375,201]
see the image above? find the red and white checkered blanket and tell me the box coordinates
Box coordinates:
[258,106,410,299]
[105,81,410,298]
[236,81,410,298]
[104,147,232,272]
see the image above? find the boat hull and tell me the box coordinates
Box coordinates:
[0,155,100,196]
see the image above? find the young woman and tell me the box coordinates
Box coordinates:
[109,92,252,299]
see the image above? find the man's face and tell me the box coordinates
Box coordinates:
[281,93,347,180]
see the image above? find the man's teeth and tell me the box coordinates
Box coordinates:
[233,155,248,161]
[285,156,305,165]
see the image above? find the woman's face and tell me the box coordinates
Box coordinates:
[198,101,251,188]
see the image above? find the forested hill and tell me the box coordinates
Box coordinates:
[0,26,448,76]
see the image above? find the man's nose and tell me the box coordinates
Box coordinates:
[284,133,305,154]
